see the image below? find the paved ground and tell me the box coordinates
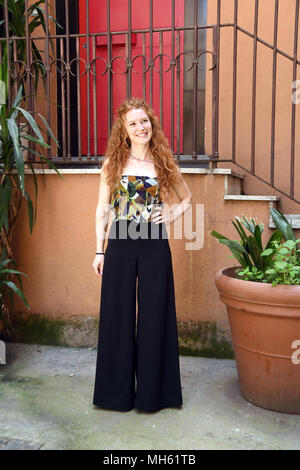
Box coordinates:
[0,342,299,450]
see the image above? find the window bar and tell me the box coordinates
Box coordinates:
[159,31,163,127]
[45,0,52,160]
[60,37,67,160]
[92,35,98,159]
[149,0,153,108]
[171,0,175,153]
[85,0,91,159]
[25,0,34,162]
[142,32,146,102]
[211,25,218,166]
[107,0,113,134]
[176,30,180,160]
[12,37,22,155]
[12,38,18,102]
[270,0,279,188]
[127,0,132,98]
[65,0,71,160]
[251,0,259,174]
[290,0,299,199]
[192,0,198,158]
[234,24,300,65]
[215,0,220,162]
[3,0,11,108]
[76,36,82,160]
[232,0,238,164]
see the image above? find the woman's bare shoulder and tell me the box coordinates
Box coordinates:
[100,157,112,178]
[101,156,110,168]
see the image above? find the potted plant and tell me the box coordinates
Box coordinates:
[211,208,300,414]
[0,54,62,350]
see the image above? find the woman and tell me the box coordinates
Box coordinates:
[92,97,192,412]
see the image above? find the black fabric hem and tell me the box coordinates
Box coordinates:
[134,403,183,413]
[93,401,134,412]
[93,401,183,413]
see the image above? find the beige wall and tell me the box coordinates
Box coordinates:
[7,1,300,353]
[11,169,298,352]
[205,0,300,212]
[30,0,300,210]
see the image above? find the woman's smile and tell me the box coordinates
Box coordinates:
[125,108,152,146]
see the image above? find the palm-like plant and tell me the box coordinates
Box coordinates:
[210,208,300,271]
[0,57,62,333]
[0,252,29,335]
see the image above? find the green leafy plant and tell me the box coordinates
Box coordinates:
[237,239,300,286]
[0,60,62,334]
[210,208,300,286]
[0,0,62,94]
[1,77,61,242]
[0,253,29,335]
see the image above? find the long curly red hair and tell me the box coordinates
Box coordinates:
[102,97,180,202]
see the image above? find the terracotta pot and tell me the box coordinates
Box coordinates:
[215,266,300,414]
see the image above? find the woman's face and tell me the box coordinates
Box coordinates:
[124,108,152,147]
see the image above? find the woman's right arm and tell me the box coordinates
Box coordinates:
[92,159,112,276]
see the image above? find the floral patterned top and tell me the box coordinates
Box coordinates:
[111,175,162,223]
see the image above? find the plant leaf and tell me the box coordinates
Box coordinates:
[24,190,34,234]
[7,117,25,195]
[210,230,229,241]
[1,280,30,310]
[266,229,282,250]
[270,208,295,241]
[254,224,263,251]
[14,106,45,142]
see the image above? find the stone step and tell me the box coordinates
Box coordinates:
[269,213,300,230]
[224,195,280,201]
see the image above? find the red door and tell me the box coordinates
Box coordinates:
[78,0,184,156]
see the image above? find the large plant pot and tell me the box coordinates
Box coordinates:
[215,266,300,414]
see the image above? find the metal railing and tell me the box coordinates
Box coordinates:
[1,0,300,205]
[214,0,300,205]
[0,0,217,165]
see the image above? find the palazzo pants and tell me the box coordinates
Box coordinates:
[93,219,183,412]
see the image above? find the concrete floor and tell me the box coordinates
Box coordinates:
[0,342,299,450]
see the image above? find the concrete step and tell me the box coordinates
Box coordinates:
[269,213,300,230]
[221,170,285,229]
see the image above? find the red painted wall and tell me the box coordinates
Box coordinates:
[79,0,184,156]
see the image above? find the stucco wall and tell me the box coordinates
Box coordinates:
[205,0,300,212]
[9,168,296,357]
[6,0,300,355]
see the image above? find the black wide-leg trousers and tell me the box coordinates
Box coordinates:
[93,220,183,412]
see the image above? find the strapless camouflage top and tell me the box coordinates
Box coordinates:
[111,175,162,223]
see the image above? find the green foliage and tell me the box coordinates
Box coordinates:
[0,251,29,334]
[0,71,61,330]
[210,208,300,286]
[0,2,63,332]
[0,0,62,95]
[0,76,61,233]
[237,239,300,286]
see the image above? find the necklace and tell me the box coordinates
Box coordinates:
[129,153,153,163]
